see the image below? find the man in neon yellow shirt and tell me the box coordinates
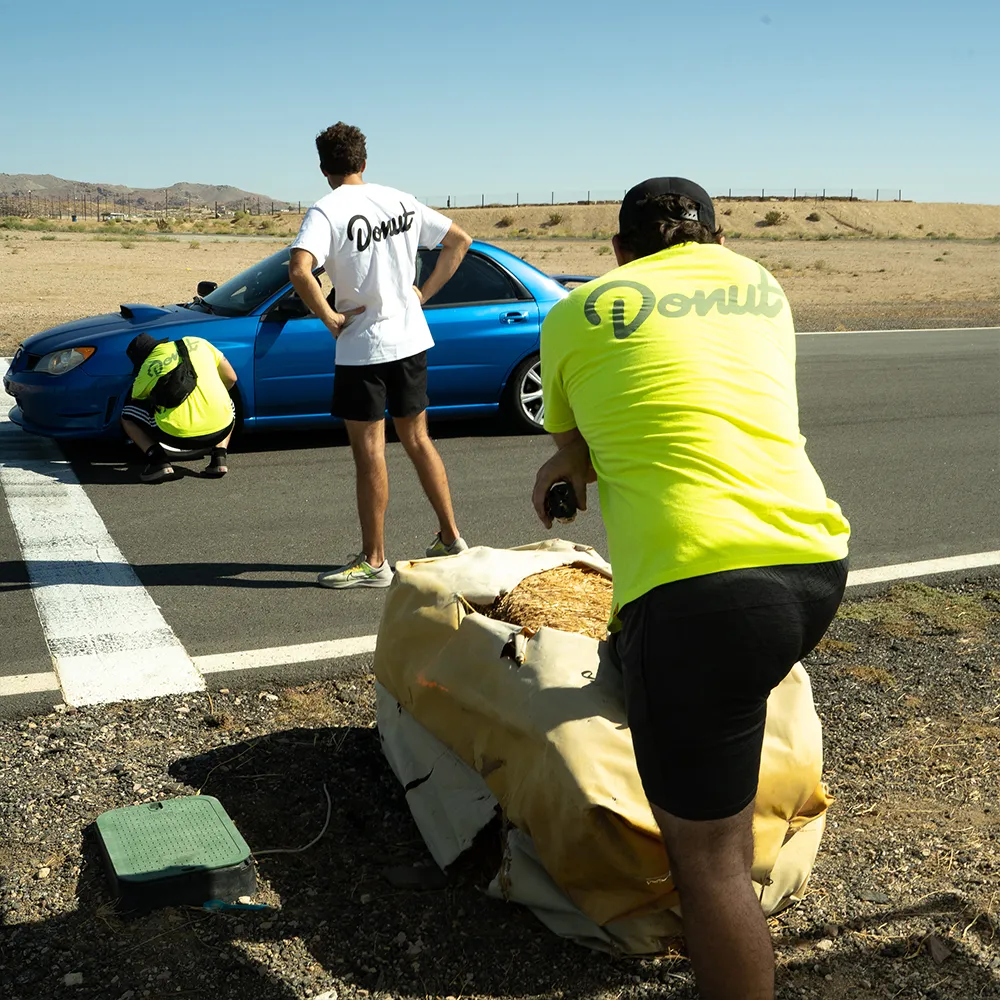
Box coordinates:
[122,333,238,482]
[532,178,850,1000]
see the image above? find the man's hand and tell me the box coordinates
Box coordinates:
[412,285,424,305]
[532,434,596,529]
[289,247,364,339]
[324,306,365,339]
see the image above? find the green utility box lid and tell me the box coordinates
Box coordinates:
[94,796,256,912]
[96,796,251,879]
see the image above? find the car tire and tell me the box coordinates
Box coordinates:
[503,352,546,433]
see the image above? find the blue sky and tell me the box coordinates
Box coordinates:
[2,0,998,205]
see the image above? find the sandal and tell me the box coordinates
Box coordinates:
[204,446,229,478]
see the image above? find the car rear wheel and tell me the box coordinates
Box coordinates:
[504,353,545,433]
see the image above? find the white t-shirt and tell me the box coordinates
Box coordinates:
[290,182,452,365]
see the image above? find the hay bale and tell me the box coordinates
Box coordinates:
[481,565,613,641]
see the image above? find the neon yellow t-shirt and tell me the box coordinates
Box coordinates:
[130,336,233,438]
[541,241,850,613]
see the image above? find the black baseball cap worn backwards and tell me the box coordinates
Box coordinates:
[618,177,716,233]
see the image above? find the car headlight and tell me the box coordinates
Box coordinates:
[36,347,96,375]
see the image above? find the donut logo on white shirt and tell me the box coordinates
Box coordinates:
[346,202,416,253]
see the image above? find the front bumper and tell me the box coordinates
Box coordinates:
[3,368,131,440]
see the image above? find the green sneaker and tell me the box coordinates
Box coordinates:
[425,534,469,558]
[317,554,393,589]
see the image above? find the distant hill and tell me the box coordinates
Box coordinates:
[0,173,294,212]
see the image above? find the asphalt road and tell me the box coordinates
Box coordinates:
[1,327,997,711]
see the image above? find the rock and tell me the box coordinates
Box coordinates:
[857,889,891,904]
[925,934,952,964]
[815,938,834,951]
[309,992,338,1000]
[36,867,51,879]
[175,706,190,715]
[359,893,371,904]
[63,972,84,986]
[238,896,252,904]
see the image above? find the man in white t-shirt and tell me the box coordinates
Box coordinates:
[289,122,473,589]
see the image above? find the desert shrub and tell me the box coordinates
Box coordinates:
[189,240,201,249]
[723,208,732,216]
[40,234,57,241]
[946,232,958,239]
[597,245,612,255]
[763,209,784,226]
[934,256,945,262]
[813,259,827,270]
[806,211,821,222]
[495,215,514,228]
[925,232,938,239]
[729,231,742,238]
[1,216,25,230]
[547,212,563,226]
[119,240,135,249]
[156,218,172,232]
[817,233,833,241]
[916,223,924,230]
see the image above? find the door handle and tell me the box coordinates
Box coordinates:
[500,311,529,324]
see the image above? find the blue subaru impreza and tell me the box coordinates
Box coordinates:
[4,241,588,439]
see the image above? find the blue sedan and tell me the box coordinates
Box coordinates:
[4,241,589,439]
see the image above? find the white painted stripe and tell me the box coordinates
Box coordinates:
[0,672,61,697]
[798,326,999,336]
[0,366,204,706]
[194,634,378,675]
[847,550,1000,587]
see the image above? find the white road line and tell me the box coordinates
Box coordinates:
[0,672,61,697]
[193,634,378,675]
[0,368,204,706]
[846,551,1000,587]
[797,326,999,336]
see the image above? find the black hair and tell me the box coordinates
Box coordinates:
[617,193,724,259]
[315,122,367,176]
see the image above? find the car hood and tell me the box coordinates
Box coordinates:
[19,305,223,376]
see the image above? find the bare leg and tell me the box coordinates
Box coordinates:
[344,418,388,566]
[653,800,774,1000]
[121,417,158,455]
[392,410,460,544]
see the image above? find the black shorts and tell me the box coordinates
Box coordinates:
[332,351,429,422]
[615,557,848,822]
[121,399,234,451]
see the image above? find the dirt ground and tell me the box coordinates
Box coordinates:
[2,219,999,353]
[1,580,998,1000]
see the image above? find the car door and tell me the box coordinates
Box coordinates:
[418,248,540,408]
[252,275,338,427]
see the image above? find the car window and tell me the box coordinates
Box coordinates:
[418,250,524,307]
[268,270,334,320]
[201,247,293,316]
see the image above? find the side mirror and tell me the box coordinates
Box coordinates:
[196,281,218,297]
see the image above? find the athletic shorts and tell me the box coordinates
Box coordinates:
[121,398,235,451]
[332,351,429,422]
[614,557,849,822]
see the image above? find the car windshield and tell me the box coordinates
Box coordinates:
[199,247,293,316]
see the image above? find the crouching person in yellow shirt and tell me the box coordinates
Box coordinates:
[532,178,851,1000]
[121,332,238,483]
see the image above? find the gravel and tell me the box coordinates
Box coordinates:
[1,576,998,1000]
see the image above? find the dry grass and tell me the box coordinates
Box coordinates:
[837,581,999,636]
[481,565,613,641]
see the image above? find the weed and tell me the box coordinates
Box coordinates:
[926,231,938,239]
[813,259,827,270]
[946,232,958,239]
[119,240,135,249]
[817,232,832,241]
[40,234,57,241]
[916,223,924,230]
[546,212,563,227]
[943,250,950,255]
[934,256,945,261]
[806,211,821,222]
[597,245,612,255]
[156,218,172,233]
[156,236,178,242]
[845,665,897,687]
[189,240,201,249]
[729,231,742,238]
[888,233,901,239]
[838,580,996,636]
[723,208,732,216]
[763,209,784,226]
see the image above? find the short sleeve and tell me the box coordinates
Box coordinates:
[413,202,452,248]
[195,337,223,365]
[289,206,334,269]
[540,305,577,434]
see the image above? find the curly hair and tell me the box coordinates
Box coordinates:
[315,122,367,177]
[618,193,724,258]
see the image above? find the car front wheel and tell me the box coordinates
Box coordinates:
[504,353,545,433]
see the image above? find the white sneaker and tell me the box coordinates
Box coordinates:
[425,533,469,558]
[317,554,393,589]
